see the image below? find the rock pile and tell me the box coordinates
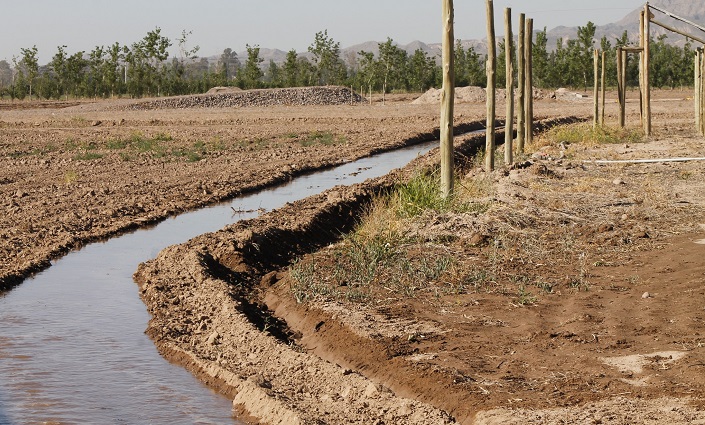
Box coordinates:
[126,86,365,110]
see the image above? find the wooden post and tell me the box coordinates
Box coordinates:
[701,48,705,136]
[601,50,606,127]
[525,18,534,145]
[593,49,599,129]
[621,49,627,127]
[485,0,497,172]
[516,13,526,154]
[695,50,701,134]
[639,11,645,127]
[644,3,652,136]
[504,7,514,166]
[440,0,455,197]
[617,47,625,128]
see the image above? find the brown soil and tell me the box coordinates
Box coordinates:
[4,87,705,423]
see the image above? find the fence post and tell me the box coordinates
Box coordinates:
[485,0,497,172]
[440,0,455,197]
[516,13,526,154]
[525,18,534,145]
[504,7,514,166]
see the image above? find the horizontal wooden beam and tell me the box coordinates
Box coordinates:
[621,47,644,53]
[649,4,705,34]
[651,18,705,45]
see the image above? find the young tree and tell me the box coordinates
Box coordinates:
[408,48,436,92]
[51,46,70,100]
[377,38,408,93]
[308,30,346,85]
[265,60,282,87]
[239,44,263,89]
[356,51,380,94]
[533,28,550,88]
[19,46,39,99]
[283,49,300,87]
[103,42,124,97]
[575,22,597,90]
[87,45,106,98]
[66,51,87,98]
[218,48,239,83]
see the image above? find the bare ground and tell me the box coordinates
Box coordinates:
[3,88,705,423]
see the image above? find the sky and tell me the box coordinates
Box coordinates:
[0,0,647,64]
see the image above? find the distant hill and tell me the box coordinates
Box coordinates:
[547,0,705,49]
[206,0,703,67]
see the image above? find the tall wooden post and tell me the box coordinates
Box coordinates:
[643,3,652,136]
[695,50,701,134]
[701,48,705,136]
[621,49,627,127]
[485,0,497,172]
[601,50,606,127]
[617,47,624,128]
[440,0,455,197]
[516,13,526,154]
[525,18,534,145]
[593,49,599,129]
[504,8,514,166]
[639,11,645,127]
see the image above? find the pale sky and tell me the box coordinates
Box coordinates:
[1,0,646,63]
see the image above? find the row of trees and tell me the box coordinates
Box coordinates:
[0,24,698,101]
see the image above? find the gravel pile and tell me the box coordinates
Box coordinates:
[126,86,365,110]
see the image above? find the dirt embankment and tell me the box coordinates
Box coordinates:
[136,110,705,424]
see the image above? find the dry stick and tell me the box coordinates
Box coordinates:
[644,4,652,136]
[601,50,606,127]
[525,18,534,145]
[517,13,526,154]
[485,0,497,172]
[588,157,705,164]
[440,0,455,197]
[617,47,625,128]
[504,7,514,166]
[593,49,599,129]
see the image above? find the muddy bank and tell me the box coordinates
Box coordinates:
[134,118,586,424]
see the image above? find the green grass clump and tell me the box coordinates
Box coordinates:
[300,131,345,147]
[541,123,643,146]
[73,152,104,161]
[390,171,492,218]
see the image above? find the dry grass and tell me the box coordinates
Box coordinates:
[289,122,703,308]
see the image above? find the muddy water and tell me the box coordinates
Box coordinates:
[0,141,437,424]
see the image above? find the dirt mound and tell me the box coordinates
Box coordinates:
[126,86,365,110]
[412,86,552,105]
[412,86,499,105]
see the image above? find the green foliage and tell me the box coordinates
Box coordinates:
[4,21,699,100]
[308,30,346,85]
[239,44,264,89]
[455,40,486,87]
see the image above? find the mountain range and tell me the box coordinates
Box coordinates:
[218,0,704,66]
